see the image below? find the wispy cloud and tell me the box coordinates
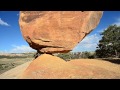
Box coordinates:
[17,13,19,16]
[0,50,8,54]
[72,34,101,52]
[0,18,10,26]
[97,28,107,33]
[97,17,120,34]
[96,17,120,34]
[9,45,36,53]
[113,17,120,26]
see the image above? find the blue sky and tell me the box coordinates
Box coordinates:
[0,11,120,53]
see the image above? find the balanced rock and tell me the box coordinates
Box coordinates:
[19,11,103,53]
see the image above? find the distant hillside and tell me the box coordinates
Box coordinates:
[0,52,36,59]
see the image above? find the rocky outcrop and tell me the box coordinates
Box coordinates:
[19,11,103,53]
[0,54,120,79]
[19,54,120,79]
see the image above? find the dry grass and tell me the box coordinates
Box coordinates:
[0,57,34,74]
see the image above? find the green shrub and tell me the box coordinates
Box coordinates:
[57,53,71,61]
[57,51,96,61]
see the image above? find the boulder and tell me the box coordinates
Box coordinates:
[19,11,103,53]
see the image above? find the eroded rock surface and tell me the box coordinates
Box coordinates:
[0,54,120,79]
[19,54,120,79]
[19,11,103,53]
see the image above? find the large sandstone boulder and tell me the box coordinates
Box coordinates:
[19,11,103,53]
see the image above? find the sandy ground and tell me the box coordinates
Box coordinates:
[0,61,32,79]
[0,54,120,79]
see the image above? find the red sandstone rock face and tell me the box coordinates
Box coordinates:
[19,11,103,53]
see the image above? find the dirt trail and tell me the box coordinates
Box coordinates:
[0,61,32,79]
[0,54,120,79]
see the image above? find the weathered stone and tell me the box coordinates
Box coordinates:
[19,11,103,53]
[19,54,120,79]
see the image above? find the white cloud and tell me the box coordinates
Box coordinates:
[72,34,101,52]
[113,17,120,26]
[97,17,120,34]
[0,50,7,54]
[97,28,107,33]
[0,18,10,26]
[17,13,19,16]
[72,17,120,52]
[9,45,36,53]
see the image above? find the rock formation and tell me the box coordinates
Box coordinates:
[19,54,120,79]
[0,54,120,79]
[19,11,103,54]
[1,11,120,79]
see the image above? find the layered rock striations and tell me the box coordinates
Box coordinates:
[19,11,103,53]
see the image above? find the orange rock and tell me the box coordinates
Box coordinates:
[20,54,75,79]
[19,11,103,53]
[20,54,120,79]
